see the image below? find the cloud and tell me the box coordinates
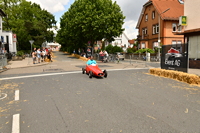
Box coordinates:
[113,0,147,39]
[114,0,146,21]
[123,20,138,40]
[27,0,70,13]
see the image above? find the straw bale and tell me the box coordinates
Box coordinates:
[149,68,200,85]
[45,58,50,62]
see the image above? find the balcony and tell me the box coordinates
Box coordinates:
[137,34,149,41]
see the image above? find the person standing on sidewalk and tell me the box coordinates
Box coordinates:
[37,48,41,63]
[32,51,36,64]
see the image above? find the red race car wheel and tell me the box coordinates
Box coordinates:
[89,71,93,78]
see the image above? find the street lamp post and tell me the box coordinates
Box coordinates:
[158,8,170,61]
[29,40,34,53]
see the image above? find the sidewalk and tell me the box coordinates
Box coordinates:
[0,57,49,72]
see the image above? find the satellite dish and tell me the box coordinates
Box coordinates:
[178,0,184,4]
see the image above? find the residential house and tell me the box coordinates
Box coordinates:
[136,0,184,50]
[110,32,130,51]
[0,9,17,54]
[128,39,135,48]
[175,0,200,68]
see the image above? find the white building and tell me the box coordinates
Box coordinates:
[110,32,131,51]
[0,9,17,54]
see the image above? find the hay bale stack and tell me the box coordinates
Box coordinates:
[149,68,200,85]
[71,54,88,61]
[45,58,50,62]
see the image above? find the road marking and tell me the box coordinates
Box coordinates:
[15,90,19,101]
[0,68,150,81]
[12,114,20,133]
[0,93,7,100]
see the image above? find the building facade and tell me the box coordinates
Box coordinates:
[136,0,184,50]
[177,0,200,68]
[0,9,17,54]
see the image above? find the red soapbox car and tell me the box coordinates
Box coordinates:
[82,64,108,78]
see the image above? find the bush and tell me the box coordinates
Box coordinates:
[127,48,134,54]
[16,51,24,56]
[112,45,123,53]
[135,48,155,54]
[105,44,114,54]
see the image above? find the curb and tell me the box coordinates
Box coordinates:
[4,62,51,70]
[0,68,8,73]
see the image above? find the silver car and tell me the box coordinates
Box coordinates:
[116,52,125,60]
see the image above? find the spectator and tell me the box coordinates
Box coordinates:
[103,50,109,62]
[99,50,104,61]
[47,52,53,62]
[32,51,36,64]
[37,48,41,63]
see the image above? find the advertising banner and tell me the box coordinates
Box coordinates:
[161,44,188,72]
[13,34,17,42]
[179,16,187,26]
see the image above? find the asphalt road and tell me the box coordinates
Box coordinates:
[0,52,200,133]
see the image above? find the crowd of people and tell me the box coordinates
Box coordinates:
[99,50,109,62]
[31,47,52,64]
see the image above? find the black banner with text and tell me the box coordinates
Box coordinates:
[161,44,188,72]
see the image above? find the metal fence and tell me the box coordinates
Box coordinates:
[0,55,7,70]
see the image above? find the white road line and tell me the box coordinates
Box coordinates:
[0,93,7,100]
[0,68,150,81]
[15,90,19,101]
[0,71,81,81]
[12,114,20,133]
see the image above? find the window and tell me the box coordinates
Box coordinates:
[152,11,155,19]
[156,24,159,33]
[177,25,182,32]
[177,41,182,44]
[142,43,146,48]
[142,27,147,35]
[146,29,148,35]
[142,29,145,35]
[142,29,145,39]
[145,14,148,21]
[138,44,140,49]
[153,25,156,34]
[152,24,159,34]
[6,36,9,44]
[172,41,177,44]
[172,23,177,32]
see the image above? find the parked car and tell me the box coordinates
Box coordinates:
[116,52,125,60]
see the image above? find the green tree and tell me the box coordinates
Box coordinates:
[0,0,56,50]
[57,0,125,50]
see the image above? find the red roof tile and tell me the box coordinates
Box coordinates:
[128,40,135,44]
[152,0,184,20]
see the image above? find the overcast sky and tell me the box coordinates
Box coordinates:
[27,0,147,39]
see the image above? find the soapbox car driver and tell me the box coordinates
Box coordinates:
[86,56,97,66]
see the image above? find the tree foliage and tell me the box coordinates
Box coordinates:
[0,0,56,50]
[104,44,123,54]
[56,0,125,51]
[135,48,155,54]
